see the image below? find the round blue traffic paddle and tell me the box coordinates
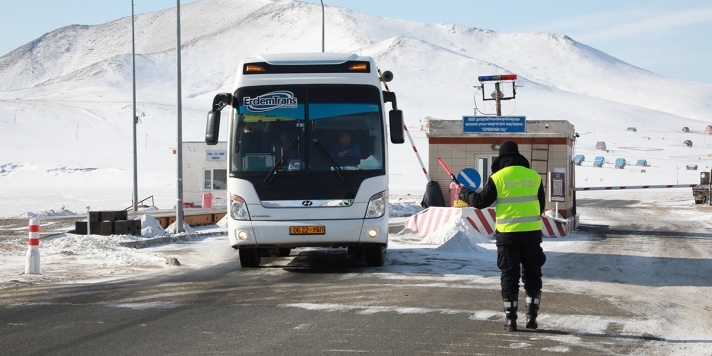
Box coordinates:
[457,168,482,190]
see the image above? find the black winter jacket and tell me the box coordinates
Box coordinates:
[459,153,545,245]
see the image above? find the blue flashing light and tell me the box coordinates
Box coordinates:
[478,74,518,82]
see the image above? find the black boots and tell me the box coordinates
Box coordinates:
[503,291,541,331]
[525,291,541,329]
[503,295,518,331]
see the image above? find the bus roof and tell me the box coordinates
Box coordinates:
[244,53,371,66]
[234,53,383,88]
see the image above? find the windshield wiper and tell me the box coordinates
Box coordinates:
[311,139,347,182]
[264,137,300,183]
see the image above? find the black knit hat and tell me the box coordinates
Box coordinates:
[498,140,519,156]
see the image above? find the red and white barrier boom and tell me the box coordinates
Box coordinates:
[576,184,697,191]
[403,124,430,182]
[25,218,40,275]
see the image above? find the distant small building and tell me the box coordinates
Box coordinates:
[593,156,605,167]
[181,141,228,208]
[573,154,585,166]
[626,127,637,132]
[615,158,626,169]
[635,159,648,166]
[595,141,607,151]
[682,126,690,132]
[686,164,698,170]
[684,139,693,147]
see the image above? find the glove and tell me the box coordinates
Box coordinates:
[459,185,473,201]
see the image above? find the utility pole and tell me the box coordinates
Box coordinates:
[494,82,502,116]
[131,0,139,212]
[175,0,185,233]
[320,0,325,52]
[478,74,516,117]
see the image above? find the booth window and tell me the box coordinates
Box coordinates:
[204,169,227,190]
[474,155,496,183]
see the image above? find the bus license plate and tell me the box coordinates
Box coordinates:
[289,226,325,235]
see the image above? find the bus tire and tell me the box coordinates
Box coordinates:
[239,248,261,268]
[278,248,291,257]
[365,245,385,267]
[348,246,366,256]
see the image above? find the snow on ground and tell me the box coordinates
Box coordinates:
[0,198,421,286]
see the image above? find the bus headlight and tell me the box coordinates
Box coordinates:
[230,194,250,220]
[365,191,386,219]
[237,230,248,240]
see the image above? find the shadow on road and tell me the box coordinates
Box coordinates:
[579,223,712,239]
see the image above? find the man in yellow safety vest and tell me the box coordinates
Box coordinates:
[460,140,546,331]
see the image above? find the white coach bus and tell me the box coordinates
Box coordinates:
[205,53,404,267]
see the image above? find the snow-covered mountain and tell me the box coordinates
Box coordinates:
[1,0,711,216]
[3,0,712,119]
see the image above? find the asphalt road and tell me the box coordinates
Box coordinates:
[2,198,710,355]
[1,252,651,356]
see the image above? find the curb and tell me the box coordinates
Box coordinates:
[118,231,226,249]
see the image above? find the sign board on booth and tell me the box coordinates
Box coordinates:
[462,116,526,133]
[549,171,566,202]
[206,150,227,161]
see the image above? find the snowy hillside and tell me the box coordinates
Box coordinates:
[2,0,712,119]
[1,0,711,217]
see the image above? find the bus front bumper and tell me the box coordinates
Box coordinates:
[228,217,388,248]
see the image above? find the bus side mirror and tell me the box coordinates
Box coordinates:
[389,110,404,144]
[206,92,233,145]
[205,110,220,145]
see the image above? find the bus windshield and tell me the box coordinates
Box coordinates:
[231,85,385,174]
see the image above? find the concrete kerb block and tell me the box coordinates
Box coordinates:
[88,211,102,222]
[117,231,224,249]
[101,210,128,222]
[403,206,576,238]
[542,215,576,238]
[173,233,193,242]
[401,207,464,236]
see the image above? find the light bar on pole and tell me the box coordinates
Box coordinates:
[478,74,517,82]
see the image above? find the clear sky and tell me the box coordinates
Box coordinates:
[1,0,711,84]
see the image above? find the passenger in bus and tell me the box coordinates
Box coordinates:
[330,130,361,158]
[272,129,294,159]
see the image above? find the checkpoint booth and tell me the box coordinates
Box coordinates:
[426,118,578,219]
[181,141,228,208]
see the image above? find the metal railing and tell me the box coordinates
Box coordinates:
[125,195,155,211]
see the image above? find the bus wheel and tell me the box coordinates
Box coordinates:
[365,245,385,267]
[348,246,365,256]
[278,248,291,257]
[239,248,261,268]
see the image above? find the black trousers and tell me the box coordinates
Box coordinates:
[496,240,545,299]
